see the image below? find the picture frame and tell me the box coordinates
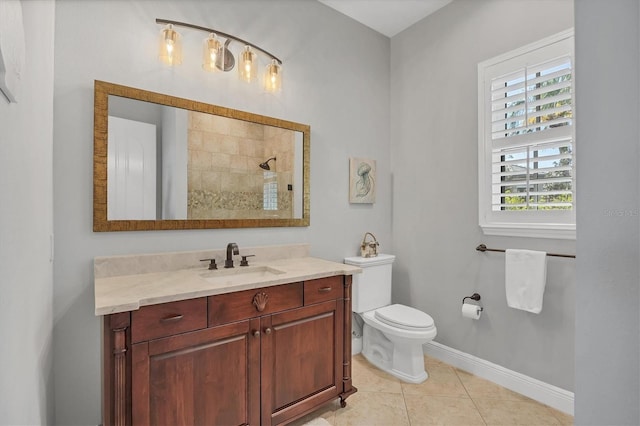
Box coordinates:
[349,158,376,204]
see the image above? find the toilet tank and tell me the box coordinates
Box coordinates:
[344,254,395,313]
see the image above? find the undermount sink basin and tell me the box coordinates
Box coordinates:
[199,265,286,284]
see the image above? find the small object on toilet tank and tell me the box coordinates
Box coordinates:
[360,232,379,258]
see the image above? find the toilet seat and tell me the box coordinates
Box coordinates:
[374,304,435,331]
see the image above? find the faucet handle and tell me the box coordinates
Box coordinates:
[240,255,255,267]
[200,258,218,270]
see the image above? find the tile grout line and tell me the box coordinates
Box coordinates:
[349,355,571,425]
[400,377,412,426]
[453,365,568,425]
[453,366,489,426]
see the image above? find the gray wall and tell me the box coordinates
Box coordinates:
[575,0,640,424]
[390,0,576,391]
[0,1,55,424]
[52,0,391,424]
[48,0,640,423]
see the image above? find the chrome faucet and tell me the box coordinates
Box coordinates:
[225,243,239,268]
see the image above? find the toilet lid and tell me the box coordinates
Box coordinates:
[374,304,435,330]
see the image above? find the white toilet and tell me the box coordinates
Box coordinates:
[345,254,437,384]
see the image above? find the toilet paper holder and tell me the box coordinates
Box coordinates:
[462,293,484,311]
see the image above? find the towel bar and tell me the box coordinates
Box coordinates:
[476,244,575,259]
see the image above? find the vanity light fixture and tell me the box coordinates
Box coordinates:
[202,33,223,72]
[158,23,182,66]
[238,45,257,83]
[264,59,282,93]
[157,18,283,92]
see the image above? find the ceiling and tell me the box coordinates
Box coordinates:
[318,0,453,37]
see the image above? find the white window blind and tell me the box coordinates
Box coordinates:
[478,30,575,239]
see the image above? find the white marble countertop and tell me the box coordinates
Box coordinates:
[95,252,361,316]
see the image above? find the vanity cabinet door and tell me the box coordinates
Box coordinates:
[261,300,344,425]
[131,318,260,426]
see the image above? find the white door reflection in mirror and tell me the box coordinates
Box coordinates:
[107,116,157,220]
[161,107,188,219]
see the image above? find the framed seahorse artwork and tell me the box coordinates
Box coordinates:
[349,158,376,204]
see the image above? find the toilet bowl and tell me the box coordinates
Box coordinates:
[345,255,437,384]
[361,304,436,383]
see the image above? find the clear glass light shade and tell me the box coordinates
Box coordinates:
[263,59,282,92]
[238,46,257,83]
[158,24,182,66]
[202,33,223,72]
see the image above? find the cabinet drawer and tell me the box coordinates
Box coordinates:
[209,282,303,327]
[304,276,342,305]
[131,298,207,343]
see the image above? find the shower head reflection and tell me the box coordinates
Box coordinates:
[259,157,276,170]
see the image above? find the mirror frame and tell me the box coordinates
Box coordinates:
[93,80,310,231]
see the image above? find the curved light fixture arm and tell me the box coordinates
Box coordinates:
[156,18,282,65]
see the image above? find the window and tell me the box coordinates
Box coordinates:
[478,30,575,239]
[263,171,278,211]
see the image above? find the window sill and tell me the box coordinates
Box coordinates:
[480,223,576,240]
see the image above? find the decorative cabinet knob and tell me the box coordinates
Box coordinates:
[264,327,272,335]
[253,292,269,312]
[253,330,260,337]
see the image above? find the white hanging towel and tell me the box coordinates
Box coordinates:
[505,249,547,313]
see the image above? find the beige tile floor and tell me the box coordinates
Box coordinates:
[290,354,574,426]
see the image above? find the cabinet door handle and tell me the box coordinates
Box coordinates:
[252,330,261,337]
[160,314,184,323]
[318,287,332,293]
[264,327,272,335]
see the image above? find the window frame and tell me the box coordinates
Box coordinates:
[478,29,576,240]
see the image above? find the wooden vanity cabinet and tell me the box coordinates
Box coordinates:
[131,318,261,425]
[262,299,343,425]
[102,275,355,426]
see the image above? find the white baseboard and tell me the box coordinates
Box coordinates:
[423,341,574,416]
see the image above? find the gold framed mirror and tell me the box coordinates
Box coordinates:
[93,80,310,231]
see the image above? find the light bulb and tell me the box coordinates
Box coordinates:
[158,24,182,66]
[202,33,223,72]
[263,59,282,92]
[238,46,257,83]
